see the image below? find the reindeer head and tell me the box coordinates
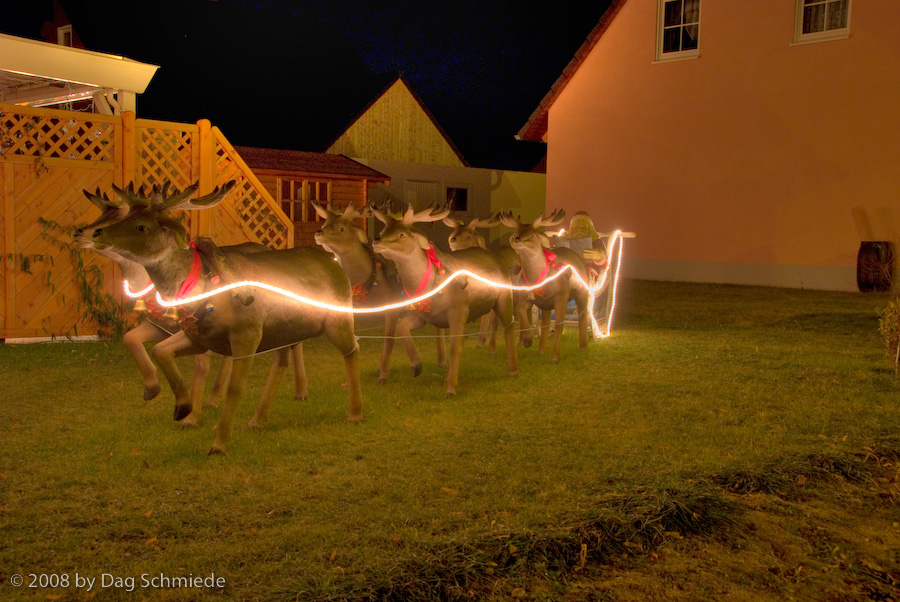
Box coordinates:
[73,188,130,250]
[498,209,566,258]
[81,181,235,264]
[312,202,370,255]
[370,203,450,262]
[441,214,500,251]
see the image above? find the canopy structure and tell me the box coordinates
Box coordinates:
[0,32,158,113]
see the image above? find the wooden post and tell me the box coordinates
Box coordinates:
[196,119,213,239]
[120,111,136,189]
[2,162,16,333]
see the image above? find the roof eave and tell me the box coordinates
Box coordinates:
[515,0,627,144]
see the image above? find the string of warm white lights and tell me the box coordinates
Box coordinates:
[123,230,630,340]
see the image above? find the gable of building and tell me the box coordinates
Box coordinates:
[327,76,468,168]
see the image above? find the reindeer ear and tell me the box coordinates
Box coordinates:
[441,216,458,227]
[354,226,368,245]
[413,231,430,250]
[539,233,551,249]
[158,215,190,249]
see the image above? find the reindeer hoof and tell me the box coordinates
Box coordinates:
[144,384,161,401]
[294,392,308,401]
[247,418,265,429]
[410,364,422,378]
[208,446,226,456]
[173,403,192,421]
[346,414,363,424]
[377,376,388,385]
[522,338,533,348]
[445,391,457,399]
[180,418,199,430]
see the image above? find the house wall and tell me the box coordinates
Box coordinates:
[546,0,900,290]
[352,158,546,251]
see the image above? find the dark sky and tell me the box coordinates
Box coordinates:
[2,1,612,171]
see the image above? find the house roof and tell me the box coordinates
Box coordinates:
[516,0,627,143]
[234,146,390,183]
[328,74,470,167]
[0,32,158,106]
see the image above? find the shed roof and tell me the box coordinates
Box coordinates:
[0,32,158,106]
[234,146,390,183]
[516,0,627,143]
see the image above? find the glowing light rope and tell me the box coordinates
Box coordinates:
[123,230,632,340]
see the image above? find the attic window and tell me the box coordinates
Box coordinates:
[793,0,851,45]
[57,25,73,47]
[655,0,700,63]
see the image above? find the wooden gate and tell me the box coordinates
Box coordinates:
[0,102,292,339]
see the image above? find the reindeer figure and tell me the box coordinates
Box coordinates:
[498,209,590,363]
[74,186,308,420]
[79,181,361,454]
[313,202,445,382]
[371,204,518,397]
[441,213,524,349]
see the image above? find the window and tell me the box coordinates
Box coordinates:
[277,178,330,222]
[656,0,700,62]
[794,0,850,44]
[57,25,73,47]
[446,186,469,213]
[405,180,441,210]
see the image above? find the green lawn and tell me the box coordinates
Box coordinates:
[0,280,897,601]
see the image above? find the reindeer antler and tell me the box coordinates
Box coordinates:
[401,203,450,225]
[533,208,566,229]
[496,210,522,229]
[81,188,128,227]
[110,180,236,212]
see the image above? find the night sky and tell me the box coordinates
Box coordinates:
[2,1,612,171]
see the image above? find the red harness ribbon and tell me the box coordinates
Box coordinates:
[404,244,444,312]
[175,242,203,300]
[520,248,560,297]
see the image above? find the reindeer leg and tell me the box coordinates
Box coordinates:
[396,312,427,378]
[209,331,262,455]
[187,351,212,417]
[248,347,291,429]
[435,327,447,368]
[324,316,363,423]
[538,309,552,354]
[551,295,568,364]
[292,343,308,400]
[494,292,518,377]
[488,313,499,353]
[445,309,469,397]
[206,355,232,408]
[150,331,209,427]
[379,310,399,385]
[122,321,169,400]
[477,314,489,348]
[515,297,533,348]
[576,292,589,349]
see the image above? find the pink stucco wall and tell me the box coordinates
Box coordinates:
[546,0,900,290]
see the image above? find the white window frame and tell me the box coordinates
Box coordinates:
[654,0,701,63]
[57,25,73,47]
[792,0,851,46]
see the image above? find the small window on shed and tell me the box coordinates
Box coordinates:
[446,186,469,213]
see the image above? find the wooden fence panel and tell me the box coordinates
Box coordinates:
[1,102,293,339]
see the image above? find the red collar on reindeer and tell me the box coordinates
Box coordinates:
[520,248,560,286]
[403,244,445,312]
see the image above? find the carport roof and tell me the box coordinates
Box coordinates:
[0,32,158,106]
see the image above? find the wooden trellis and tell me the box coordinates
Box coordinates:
[0,102,293,339]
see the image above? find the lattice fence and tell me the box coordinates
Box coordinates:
[1,102,293,338]
[213,127,292,249]
[0,105,117,163]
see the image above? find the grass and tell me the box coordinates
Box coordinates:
[0,279,898,601]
